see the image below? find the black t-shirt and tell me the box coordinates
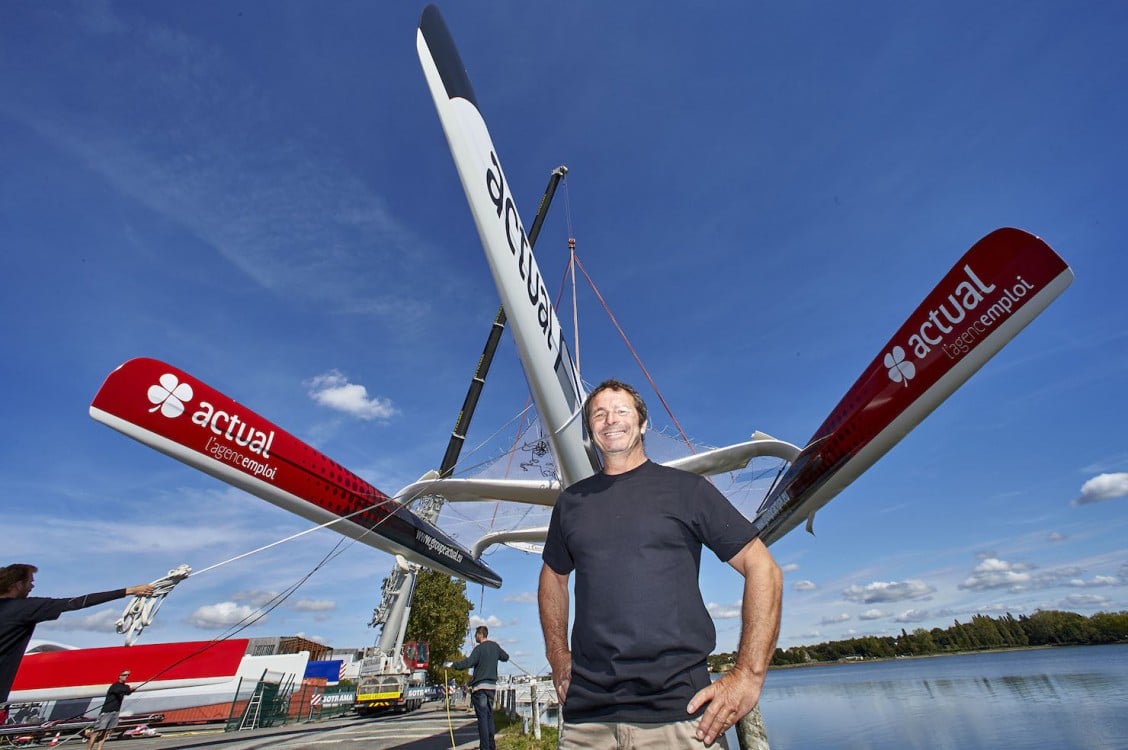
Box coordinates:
[102,681,133,713]
[542,460,755,723]
[0,590,128,702]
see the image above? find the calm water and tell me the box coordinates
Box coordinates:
[724,644,1128,750]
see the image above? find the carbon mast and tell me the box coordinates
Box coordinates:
[356,167,569,709]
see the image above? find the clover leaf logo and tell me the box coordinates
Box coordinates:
[148,373,194,418]
[884,346,916,387]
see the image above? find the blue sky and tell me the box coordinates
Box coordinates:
[2,1,1126,677]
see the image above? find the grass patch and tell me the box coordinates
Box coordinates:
[495,710,559,750]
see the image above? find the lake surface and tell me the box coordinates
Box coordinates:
[724,644,1128,750]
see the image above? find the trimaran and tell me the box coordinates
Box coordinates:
[89,5,1073,609]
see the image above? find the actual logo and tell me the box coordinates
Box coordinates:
[148,374,194,417]
[884,346,916,387]
[146,372,275,459]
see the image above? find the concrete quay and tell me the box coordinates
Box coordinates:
[87,706,483,750]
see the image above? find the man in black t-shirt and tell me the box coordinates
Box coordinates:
[86,670,135,750]
[0,564,156,706]
[539,380,783,748]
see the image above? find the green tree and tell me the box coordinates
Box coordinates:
[1089,611,1128,643]
[969,614,1005,649]
[404,569,474,685]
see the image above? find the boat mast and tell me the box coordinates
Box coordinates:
[367,167,569,658]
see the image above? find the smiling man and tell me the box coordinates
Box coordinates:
[538,379,783,749]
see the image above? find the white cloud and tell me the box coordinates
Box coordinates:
[793,580,817,592]
[780,563,800,573]
[842,580,934,604]
[503,591,537,604]
[1072,472,1128,506]
[1059,594,1112,609]
[1067,575,1120,588]
[38,608,121,634]
[894,609,931,623]
[858,609,886,621]
[958,557,1033,591]
[707,602,741,620]
[1047,531,1066,542]
[959,557,1088,592]
[188,602,263,628]
[820,613,850,625]
[232,590,282,607]
[292,632,328,644]
[307,371,397,421]
[292,599,336,612]
[470,614,503,629]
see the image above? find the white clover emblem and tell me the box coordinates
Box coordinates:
[148,373,194,417]
[884,346,916,387]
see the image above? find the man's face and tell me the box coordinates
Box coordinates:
[119,672,130,683]
[12,573,35,598]
[588,388,646,459]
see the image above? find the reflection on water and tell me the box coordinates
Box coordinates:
[727,644,1128,750]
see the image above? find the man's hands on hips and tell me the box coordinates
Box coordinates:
[547,648,572,704]
[686,663,764,746]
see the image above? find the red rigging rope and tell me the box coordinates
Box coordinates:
[569,252,697,455]
[559,177,695,454]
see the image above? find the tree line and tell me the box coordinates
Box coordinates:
[708,610,1128,670]
[398,574,1127,676]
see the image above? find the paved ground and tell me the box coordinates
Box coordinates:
[43,706,484,750]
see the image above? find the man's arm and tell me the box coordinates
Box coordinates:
[687,537,782,745]
[449,645,478,672]
[60,584,157,615]
[537,563,571,704]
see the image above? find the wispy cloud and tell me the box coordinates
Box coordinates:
[503,591,537,604]
[959,556,1089,593]
[38,608,122,634]
[231,590,283,608]
[187,601,264,628]
[1059,593,1112,609]
[1067,575,1121,588]
[894,609,931,623]
[292,599,336,613]
[1,4,446,323]
[707,602,741,620]
[842,580,935,604]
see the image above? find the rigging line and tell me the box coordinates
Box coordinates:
[572,253,696,453]
[487,398,535,531]
[571,239,580,373]
[445,400,537,480]
[188,492,405,577]
[563,177,581,372]
[49,536,352,730]
[70,431,550,728]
